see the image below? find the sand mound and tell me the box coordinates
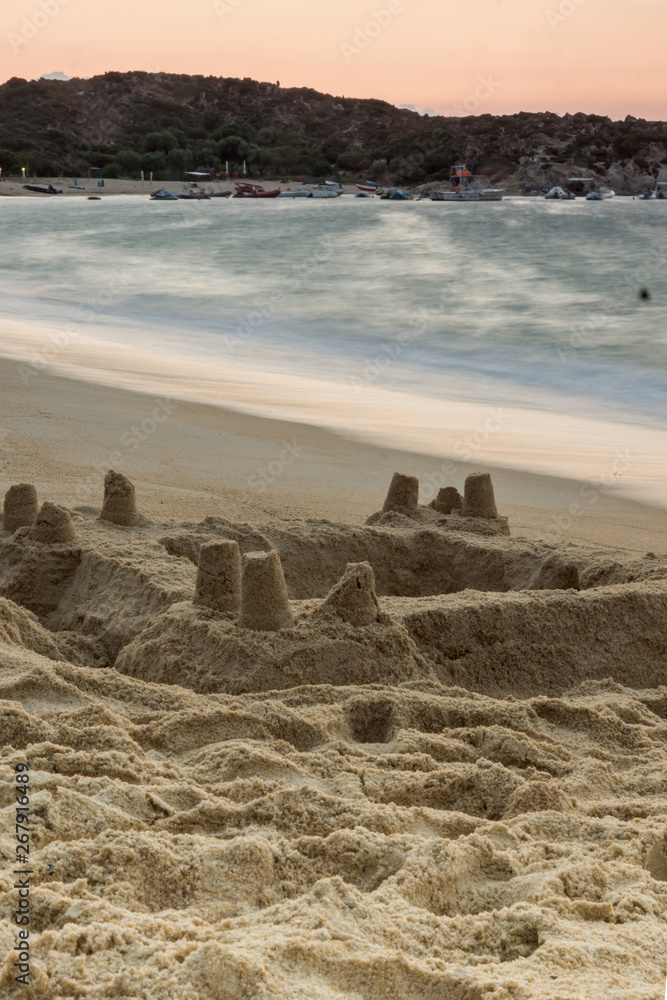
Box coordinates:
[1,485,667,998]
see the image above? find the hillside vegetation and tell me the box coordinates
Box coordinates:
[0,72,665,192]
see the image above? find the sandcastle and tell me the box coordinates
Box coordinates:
[28,502,77,544]
[432,486,463,515]
[193,539,242,614]
[100,471,139,527]
[318,562,380,626]
[238,550,294,631]
[382,473,419,514]
[462,472,498,519]
[3,484,39,533]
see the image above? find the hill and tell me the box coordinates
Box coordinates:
[0,71,666,192]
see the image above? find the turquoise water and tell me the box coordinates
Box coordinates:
[1,192,666,439]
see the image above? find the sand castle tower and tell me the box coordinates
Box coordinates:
[462,473,498,519]
[3,484,39,533]
[194,539,242,614]
[100,471,139,527]
[320,562,380,626]
[238,550,294,631]
[382,473,419,514]
[29,502,77,544]
[433,487,463,515]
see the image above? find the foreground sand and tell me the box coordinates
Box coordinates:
[1,361,667,998]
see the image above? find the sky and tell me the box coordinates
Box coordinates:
[1,0,665,120]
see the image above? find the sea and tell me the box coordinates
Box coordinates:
[1,194,666,505]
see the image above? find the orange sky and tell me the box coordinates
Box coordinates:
[1,0,665,120]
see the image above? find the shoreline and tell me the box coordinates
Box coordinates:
[1,354,666,554]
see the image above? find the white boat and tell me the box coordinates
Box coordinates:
[431,165,504,202]
[544,186,576,200]
[586,187,615,201]
[356,182,382,194]
[278,189,310,198]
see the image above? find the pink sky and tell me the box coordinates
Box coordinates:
[1,0,665,120]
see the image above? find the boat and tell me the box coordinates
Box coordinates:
[234,182,281,199]
[544,186,576,200]
[381,188,413,201]
[278,188,310,198]
[309,184,343,199]
[639,191,656,200]
[356,181,383,194]
[150,188,179,201]
[210,190,233,198]
[178,183,211,200]
[586,187,615,201]
[431,165,504,202]
[23,184,62,195]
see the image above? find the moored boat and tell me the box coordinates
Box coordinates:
[381,188,413,200]
[150,188,179,201]
[23,184,62,195]
[431,165,504,202]
[544,186,576,200]
[234,182,281,199]
[586,187,615,201]
[356,181,383,194]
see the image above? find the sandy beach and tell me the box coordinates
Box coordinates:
[1,347,667,998]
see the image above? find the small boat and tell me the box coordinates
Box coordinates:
[23,184,62,195]
[381,188,413,200]
[150,188,179,201]
[178,183,211,200]
[544,186,576,200]
[88,196,102,201]
[357,181,383,194]
[431,165,504,202]
[586,187,615,201]
[210,190,233,198]
[279,189,310,198]
[309,184,343,199]
[234,182,281,199]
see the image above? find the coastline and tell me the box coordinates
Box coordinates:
[1,353,666,553]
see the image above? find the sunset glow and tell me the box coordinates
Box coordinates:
[1,0,665,119]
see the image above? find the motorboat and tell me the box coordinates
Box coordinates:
[544,186,576,200]
[150,188,179,201]
[279,189,310,198]
[210,190,233,198]
[23,184,62,195]
[178,183,211,200]
[431,165,504,202]
[234,182,281,199]
[586,187,615,201]
[356,181,383,194]
[381,188,413,200]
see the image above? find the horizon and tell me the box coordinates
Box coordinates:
[0,0,665,121]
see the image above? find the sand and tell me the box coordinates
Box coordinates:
[1,361,667,998]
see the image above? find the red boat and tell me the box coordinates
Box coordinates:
[234,182,281,199]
